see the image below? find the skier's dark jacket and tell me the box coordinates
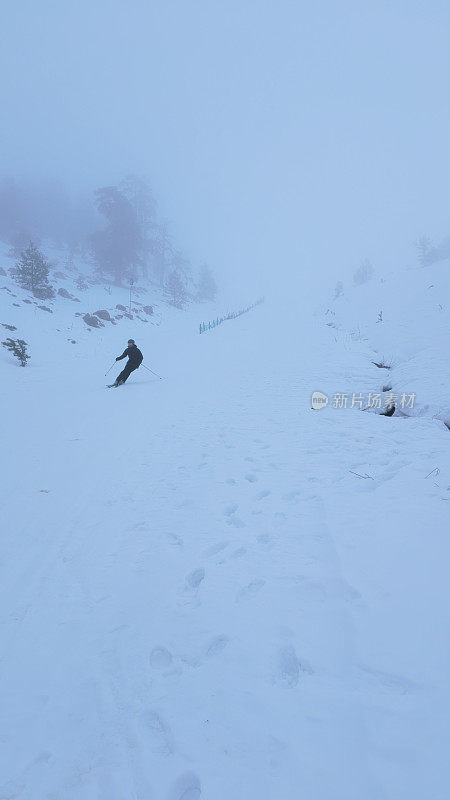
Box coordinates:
[116,344,143,368]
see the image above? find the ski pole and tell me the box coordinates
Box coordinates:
[105,361,116,376]
[141,363,163,379]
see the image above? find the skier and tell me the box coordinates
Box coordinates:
[112,339,143,386]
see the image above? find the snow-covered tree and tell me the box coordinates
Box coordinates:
[334,280,344,299]
[165,270,187,308]
[416,235,438,267]
[121,174,156,278]
[150,221,173,288]
[353,258,374,286]
[14,242,54,297]
[197,264,217,301]
[91,186,142,284]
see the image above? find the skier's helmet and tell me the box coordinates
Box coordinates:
[128,339,135,345]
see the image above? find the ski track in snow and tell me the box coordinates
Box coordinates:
[1,297,449,800]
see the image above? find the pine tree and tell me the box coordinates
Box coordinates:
[2,337,30,366]
[416,235,437,267]
[150,221,173,288]
[334,281,344,298]
[91,186,142,284]
[165,270,187,308]
[121,174,156,278]
[15,242,54,297]
[353,258,374,286]
[197,264,217,301]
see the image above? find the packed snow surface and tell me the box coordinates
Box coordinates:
[1,265,449,799]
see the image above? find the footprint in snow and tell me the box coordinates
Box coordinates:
[230,546,247,558]
[226,515,246,528]
[178,568,205,607]
[131,521,149,531]
[256,490,270,500]
[185,568,205,590]
[275,645,313,687]
[359,664,417,694]
[203,541,228,557]
[141,709,175,755]
[342,583,362,603]
[278,645,301,687]
[283,490,302,502]
[166,772,202,800]
[224,504,238,516]
[236,579,265,602]
[205,635,229,658]
[149,647,173,669]
[245,473,258,483]
[167,533,183,547]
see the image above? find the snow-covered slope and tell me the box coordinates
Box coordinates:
[1,253,449,800]
[320,259,450,426]
[0,242,166,362]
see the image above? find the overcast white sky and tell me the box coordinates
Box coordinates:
[1,0,450,294]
